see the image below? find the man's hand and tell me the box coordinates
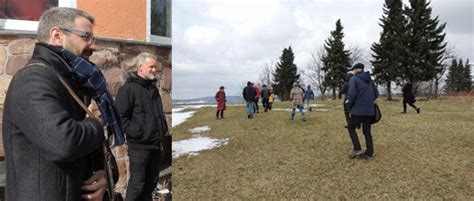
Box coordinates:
[81,170,108,201]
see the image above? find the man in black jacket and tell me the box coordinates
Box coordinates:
[243,81,257,119]
[2,7,109,200]
[116,53,169,201]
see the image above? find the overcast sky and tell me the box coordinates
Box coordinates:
[173,0,473,100]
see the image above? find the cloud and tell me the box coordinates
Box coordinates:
[173,0,474,100]
[183,26,221,46]
[205,0,279,35]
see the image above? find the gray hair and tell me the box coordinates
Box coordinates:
[134,52,158,66]
[37,7,95,43]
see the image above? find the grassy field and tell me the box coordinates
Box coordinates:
[172,96,474,199]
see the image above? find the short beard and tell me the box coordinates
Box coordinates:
[63,37,80,56]
[145,74,156,80]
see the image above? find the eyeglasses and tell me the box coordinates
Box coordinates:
[60,28,95,42]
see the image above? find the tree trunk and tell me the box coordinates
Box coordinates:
[337,88,342,99]
[428,80,434,99]
[319,87,326,101]
[434,78,440,99]
[412,81,419,96]
[386,81,392,101]
[332,87,336,100]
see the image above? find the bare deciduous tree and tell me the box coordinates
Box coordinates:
[305,46,327,100]
[432,45,458,99]
[349,45,369,65]
[258,61,275,87]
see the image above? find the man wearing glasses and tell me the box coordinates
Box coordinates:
[2,7,110,201]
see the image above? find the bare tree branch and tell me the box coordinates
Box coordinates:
[258,60,275,87]
[348,45,369,66]
[304,46,327,100]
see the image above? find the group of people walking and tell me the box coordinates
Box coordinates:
[215,62,420,161]
[240,81,275,119]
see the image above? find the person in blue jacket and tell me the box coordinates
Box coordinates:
[344,63,379,159]
[303,85,315,111]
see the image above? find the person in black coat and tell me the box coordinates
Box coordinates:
[261,84,270,112]
[2,7,111,200]
[243,81,256,119]
[116,53,169,201]
[401,80,420,114]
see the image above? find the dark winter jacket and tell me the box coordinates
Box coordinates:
[116,72,169,152]
[2,43,106,201]
[344,71,379,116]
[402,83,416,103]
[243,84,256,102]
[261,87,270,99]
[341,72,354,95]
[304,88,315,100]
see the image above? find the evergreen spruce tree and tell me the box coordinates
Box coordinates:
[402,0,447,88]
[272,46,300,101]
[463,59,472,92]
[446,58,463,92]
[458,59,464,91]
[446,59,457,92]
[321,19,351,99]
[371,0,406,100]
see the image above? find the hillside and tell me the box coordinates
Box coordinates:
[172,97,474,199]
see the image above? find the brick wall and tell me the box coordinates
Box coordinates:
[0,35,172,194]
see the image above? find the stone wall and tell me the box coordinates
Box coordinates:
[0,35,172,194]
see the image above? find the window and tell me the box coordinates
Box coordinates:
[149,0,171,45]
[0,0,57,21]
[0,0,74,32]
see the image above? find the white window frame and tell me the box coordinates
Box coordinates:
[0,0,76,32]
[147,0,171,45]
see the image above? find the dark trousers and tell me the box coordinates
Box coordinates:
[254,98,260,113]
[125,149,161,201]
[403,101,417,112]
[216,110,224,118]
[262,98,269,112]
[344,112,350,125]
[347,115,374,156]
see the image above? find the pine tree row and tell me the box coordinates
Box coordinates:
[371,0,448,100]
[446,59,472,92]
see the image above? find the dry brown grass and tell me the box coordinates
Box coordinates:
[172,96,474,199]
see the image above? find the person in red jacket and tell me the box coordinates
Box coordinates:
[252,84,261,113]
[215,86,227,119]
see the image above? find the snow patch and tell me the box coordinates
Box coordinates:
[172,111,196,127]
[188,126,211,134]
[313,108,330,112]
[172,108,185,113]
[183,105,215,109]
[172,137,229,159]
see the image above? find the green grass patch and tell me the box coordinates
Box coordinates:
[173,97,474,199]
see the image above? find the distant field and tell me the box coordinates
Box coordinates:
[172,96,474,199]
